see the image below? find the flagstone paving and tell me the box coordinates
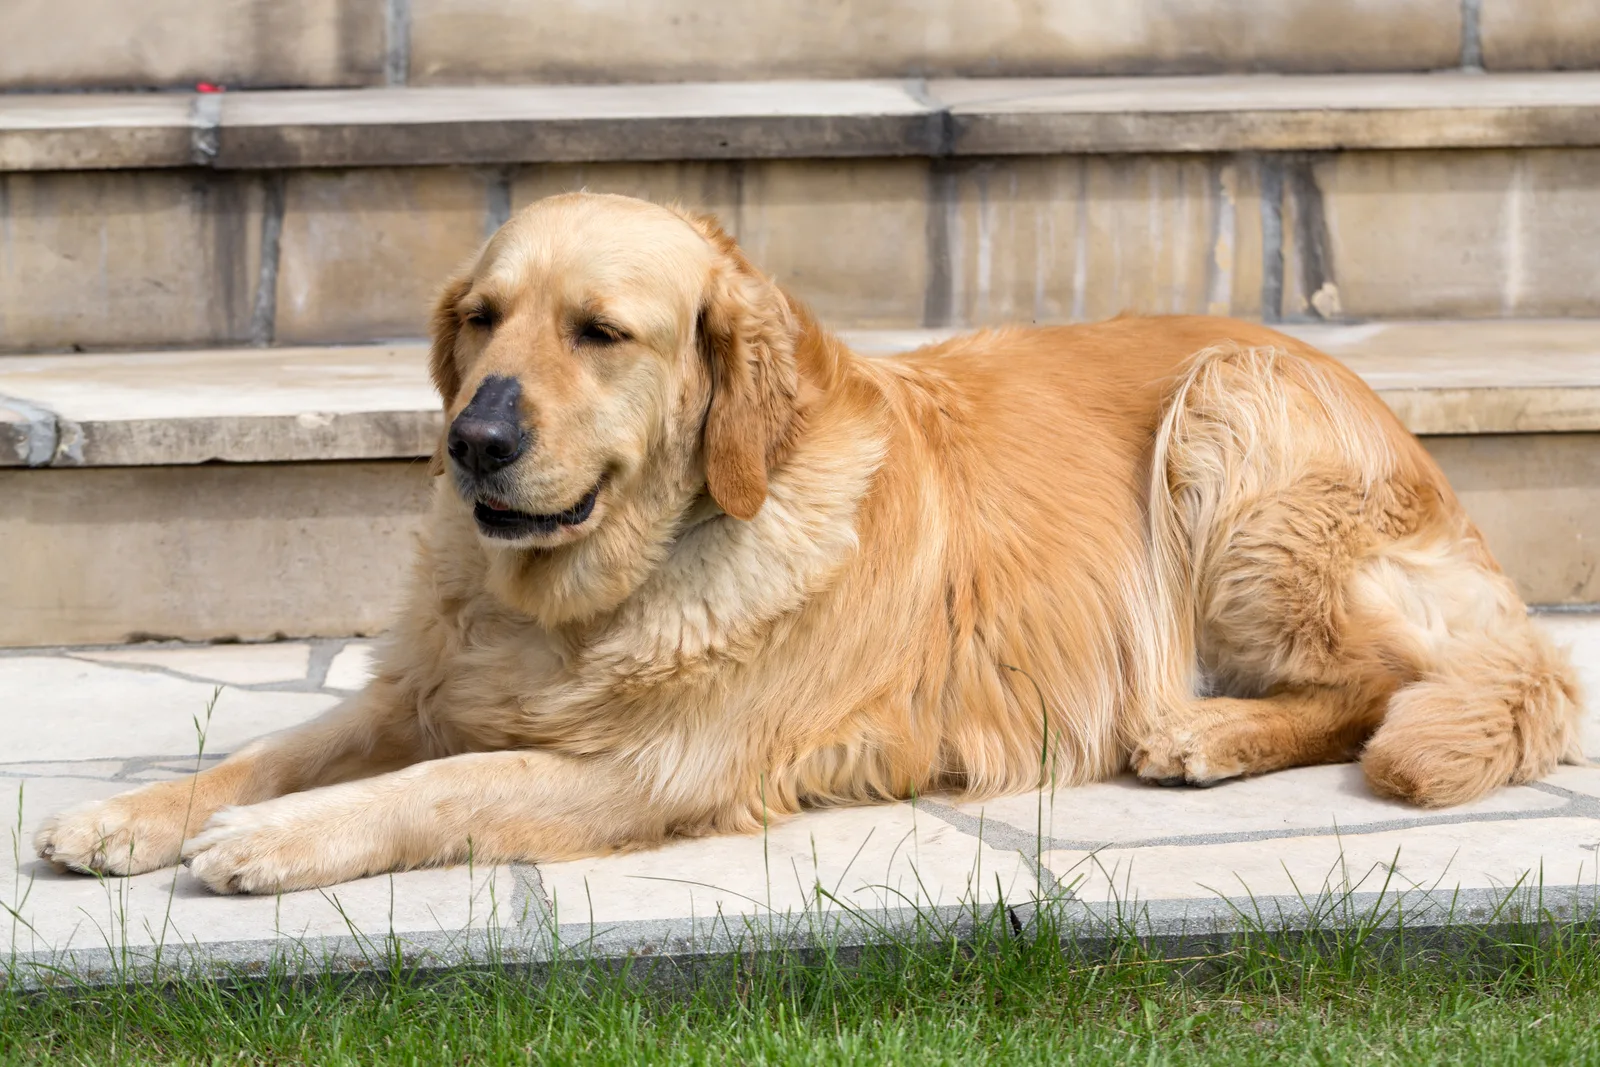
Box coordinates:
[4,614,1600,983]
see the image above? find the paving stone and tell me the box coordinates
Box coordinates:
[952,764,1567,850]
[324,643,377,691]
[0,0,385,91]
[407,0,1460,84]
[2,776,520,955]
[0,658,336,762]
[0,171,262,353]
[540,804,1038,926]
[72,643,313,687]
[0,760,128,782]
[1043,816,1600,903]
[1543,766,1600,800]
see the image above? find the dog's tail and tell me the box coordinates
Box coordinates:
[1362,628,1585,807]
[1144,342,1397,702]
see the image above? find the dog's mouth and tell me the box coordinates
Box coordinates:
[473,477,606,540]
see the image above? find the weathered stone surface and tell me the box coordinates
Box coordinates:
[953,763,1564,848]
[274,169,489,343]
[1426,432,1600,605]
[0,462,432,646]
[937,72,1600,155]
[1482,0,1600,72]
[541,804,1036,925]
[3,324,1600,468]
[216,83,941,169]
[324,642,378,690]
[0,0,385,91]
[1285,320,1600,433]
[1308,148,1600,319]
[0,346,440,465]
[408,0,1460,83]
[0,658,335,762]
[1044,816,1600,902]
[0,95,195,172]
[937,155,1264,326]
[73,642,314,686]
[10,74,1600,176]
[0,171,263,352]
[513,159,932,327]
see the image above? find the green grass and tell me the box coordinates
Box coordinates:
[5,908,1600,1066]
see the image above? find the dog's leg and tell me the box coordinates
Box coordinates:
[182,750,672,894]
[34,681,421,877]
[1131,685,1388,787]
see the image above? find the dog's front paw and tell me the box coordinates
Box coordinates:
[35,789,193,876]
[182,798,385,894]
[1130,723,1244,788]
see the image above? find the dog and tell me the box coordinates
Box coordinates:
[35,192,1583,894]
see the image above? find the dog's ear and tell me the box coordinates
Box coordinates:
[693,216,800,521]
[427,272,472,475]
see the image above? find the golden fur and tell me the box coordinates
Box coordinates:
[36,193,1584,893]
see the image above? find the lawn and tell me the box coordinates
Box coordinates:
[5,904,1600,1066]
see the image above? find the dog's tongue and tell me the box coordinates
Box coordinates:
[485,498,512,512]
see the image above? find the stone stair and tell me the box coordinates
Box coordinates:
[4,1,1600,644]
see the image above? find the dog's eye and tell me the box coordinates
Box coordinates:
[464,306,498,330]
[578,321,627,345]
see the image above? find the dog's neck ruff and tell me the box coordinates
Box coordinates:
[582,408,886,679]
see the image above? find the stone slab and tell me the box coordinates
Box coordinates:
[0,95,196,172]
[1043,814,1600,903]
[1301,149,1600,320]
[1428,433,1600,605]
[324,643,377,691]
[935,72,1600,155]
[6,74,1600,173]
[2,322,1597,468]
[0,347,440,465]
[214,82,943,169]
[272,169,505,345]
[0,170,263,353]
[0,462,433,647]
[2,617,1599,982]
[72,643,313,687]
[0,0,385,93]
[1482,0,1600,72]
[949,764,1568,852]
[407,0,1461,84]
[542,805,1037,927]
[0,658,336,762]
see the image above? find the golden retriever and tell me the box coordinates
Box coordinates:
[36,192,1583,893]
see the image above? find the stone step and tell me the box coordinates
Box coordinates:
[6,74,1600,353]
[2,320,1599,645]
[3,0,1594,94]
[3,321,1600,469]
[8,73,1600,172]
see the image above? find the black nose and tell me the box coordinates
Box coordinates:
[448,375,528,476]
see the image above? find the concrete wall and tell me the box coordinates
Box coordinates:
[3,0,1597,90]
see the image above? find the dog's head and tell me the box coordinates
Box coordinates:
[428,192,804,622]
